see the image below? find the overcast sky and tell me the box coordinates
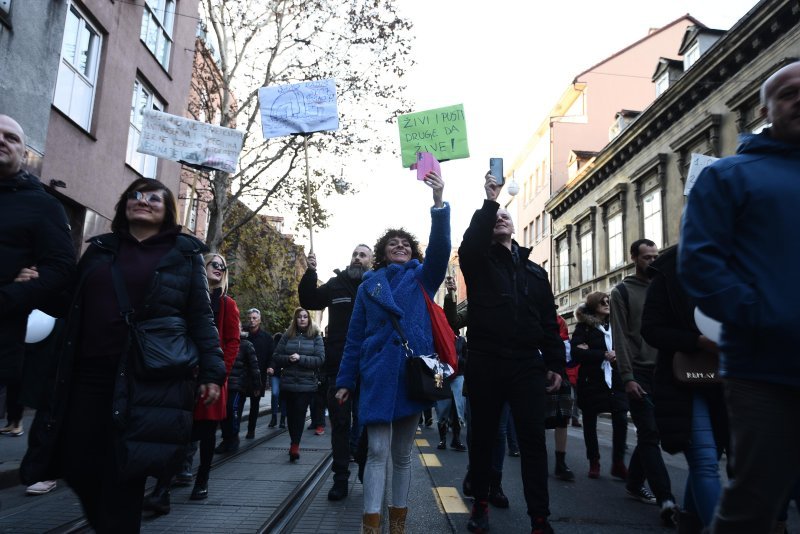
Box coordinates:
[301,0,760,277]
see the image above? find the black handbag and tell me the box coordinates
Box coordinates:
[389,315,453,402]
[111,263,199,380]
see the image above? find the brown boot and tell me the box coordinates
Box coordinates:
[362,512,381,534]
[388,506,408,534]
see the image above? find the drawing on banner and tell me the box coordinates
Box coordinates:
[397,104,469,168]
[259,79,339,139]
[137,110,244,173]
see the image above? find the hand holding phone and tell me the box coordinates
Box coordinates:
[489,157,504,186]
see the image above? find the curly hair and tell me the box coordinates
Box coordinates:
[372,228,424,270]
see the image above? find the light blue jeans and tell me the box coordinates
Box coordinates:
[270,375,286,417]
[363,414,419,513]
[683,393,722,526]
[434,376,465,424]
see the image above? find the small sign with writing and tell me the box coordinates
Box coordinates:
[397,104,469,168]
[684,153,720,196]
[137,110,244,173]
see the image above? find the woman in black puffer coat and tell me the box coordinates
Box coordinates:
[20,178,225,534]
[642,245,728,531]
[272,307,325,462]
[571,291,629,481]
[217,336,262,451]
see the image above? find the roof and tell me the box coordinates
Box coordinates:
[574,14,705,81]
[652,57,684,79]
[678,25,726,55]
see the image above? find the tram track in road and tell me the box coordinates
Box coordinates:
[44,415,331,534]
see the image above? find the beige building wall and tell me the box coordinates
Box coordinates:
[545,0,799,316]
[510,16,698,277]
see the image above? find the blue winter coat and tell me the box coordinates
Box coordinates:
[678,130,800,387]
[336,204,450,425]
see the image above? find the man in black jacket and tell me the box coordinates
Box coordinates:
[243,308,273,437]
[0,115,75,437]
[298,245,372,501]
[459,173,564,534]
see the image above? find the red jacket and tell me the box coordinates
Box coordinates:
[194,294,240,421]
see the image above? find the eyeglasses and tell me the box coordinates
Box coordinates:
[207,261,227,272]
[600,299,610,305]
[127,191,164,204]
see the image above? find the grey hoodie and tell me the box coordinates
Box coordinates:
[610,275,658,383]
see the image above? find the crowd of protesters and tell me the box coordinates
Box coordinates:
[2,59,800,534]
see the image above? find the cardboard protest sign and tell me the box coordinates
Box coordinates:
[398,104,469,168]
[411,152,441,180]
[259,79,339,139]
[684,153,720,196]
[137,110,244,173]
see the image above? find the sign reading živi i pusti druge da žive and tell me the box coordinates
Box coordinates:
[397,104,469,168]
[137,110,245,173]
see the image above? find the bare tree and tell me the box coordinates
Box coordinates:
[189,0,414,251]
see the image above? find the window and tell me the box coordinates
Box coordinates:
[683,42,700,70]
[655,71,670,97]
[53,4,102,130]
[126,78,165,178]
[580,232,593,281]
[140,0,175,68]
[542,212,549,237]
[557,238,569,293]
[607,213,624,269]
[642,189,663,248]
[523,225,529,247]
[534,216,541,242]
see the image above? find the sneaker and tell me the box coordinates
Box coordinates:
[467,500,490,533]
[626,485,657,505]
[327,479,348,501]
[26,480,57,495]
[488,484,509,508]
[245,431,255,439]
[660,499,679,527]
[450,440,467,452]
[1,422,23,436]
[314,426,325,436]
[531,516,555,534]
[425,418,433,428]
[307,423,316,430]
[267,418,278,428]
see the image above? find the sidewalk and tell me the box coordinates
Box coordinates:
[0,398,274,491]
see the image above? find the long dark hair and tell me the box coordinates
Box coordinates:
[372,228,423,270]
[111,177,179,233]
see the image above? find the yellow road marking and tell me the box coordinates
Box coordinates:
[415,439,430,447]
[433,487,470,514]
[419,453,441,467]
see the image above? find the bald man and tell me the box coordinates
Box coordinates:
[459,172,565,534]
[679,61,800,533]
[0,115,74,433]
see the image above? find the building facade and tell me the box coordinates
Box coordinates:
[506,15,700,279]
[3,0,200,248]
[545,0,799,315]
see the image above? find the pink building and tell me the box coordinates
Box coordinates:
[38,0,199,247]
[507,15,700,288]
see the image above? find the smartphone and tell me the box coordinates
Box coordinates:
[489,157,504,186]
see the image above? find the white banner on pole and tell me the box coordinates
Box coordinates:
[258,79,339,139]
[137,110,244,173]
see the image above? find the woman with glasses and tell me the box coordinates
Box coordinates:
[21,178,226,533]
[571,291,630,481]
[271,307,324,462]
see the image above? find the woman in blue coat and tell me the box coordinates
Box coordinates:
[336,171,449,534]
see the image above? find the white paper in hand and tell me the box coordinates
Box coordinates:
[694,307,722,345]
[26,309,56,344]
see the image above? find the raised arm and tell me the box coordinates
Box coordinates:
[419,171,451,293]
[298,252,332,310]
